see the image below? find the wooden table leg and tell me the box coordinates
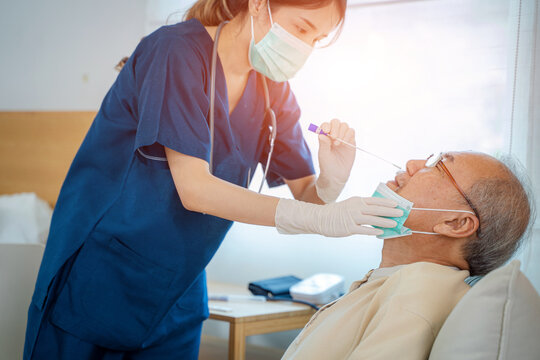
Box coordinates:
[229,322,246,360]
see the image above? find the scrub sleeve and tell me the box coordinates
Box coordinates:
[134,36,211,163]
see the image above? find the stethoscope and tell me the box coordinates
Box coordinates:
[209,21,277,193]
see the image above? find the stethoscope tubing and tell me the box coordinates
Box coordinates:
[208,21,226,174]
[209,21,277,193]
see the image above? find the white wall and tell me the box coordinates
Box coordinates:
[145,0,195,35]
[0,0,147,110]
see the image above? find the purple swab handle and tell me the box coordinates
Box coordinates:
[308,123,329,136]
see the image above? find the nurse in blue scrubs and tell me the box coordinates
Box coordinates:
[25,0,402,359]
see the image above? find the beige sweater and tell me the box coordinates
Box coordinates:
[282,262,470,360]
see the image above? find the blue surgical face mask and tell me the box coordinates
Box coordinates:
[249,1,313,82]
[372,183,475,240]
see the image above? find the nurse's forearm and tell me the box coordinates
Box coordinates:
[284,175,325,205]
[166,148,279,226]
[295,184,321,203]
[187,174,280,226]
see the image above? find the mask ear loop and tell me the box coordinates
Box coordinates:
[409,208,476,235]
[251,0,274,44]
[250,16,255,43]
[412,208,476,215]
[267,0,274,25]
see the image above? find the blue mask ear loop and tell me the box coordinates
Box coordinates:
[409,208,476,235]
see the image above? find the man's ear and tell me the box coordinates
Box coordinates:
[433,214,479,238]
[248,0,267,17]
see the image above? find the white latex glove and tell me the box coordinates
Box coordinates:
[275,197,402,237]
[316,119,356,203]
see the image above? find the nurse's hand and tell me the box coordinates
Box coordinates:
[316,119,356,203]
[275,197,402,237]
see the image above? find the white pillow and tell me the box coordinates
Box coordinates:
[429,260,540,360]
[0,193,52,244]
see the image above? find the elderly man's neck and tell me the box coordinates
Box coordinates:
[379,236,469,270]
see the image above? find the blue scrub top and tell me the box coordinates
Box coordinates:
[29,19,314,350]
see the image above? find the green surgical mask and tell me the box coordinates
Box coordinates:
[248,1,313,82]
[372,183,475,239]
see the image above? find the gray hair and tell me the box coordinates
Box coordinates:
[462,155,536,276]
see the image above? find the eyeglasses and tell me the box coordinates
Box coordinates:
[425,153,480,220]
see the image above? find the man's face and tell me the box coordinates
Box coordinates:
[385,151,499,231]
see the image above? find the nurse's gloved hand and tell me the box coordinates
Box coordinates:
[316,119,356,203]
[275,197,402,237]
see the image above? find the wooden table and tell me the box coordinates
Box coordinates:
[207,281,316,360]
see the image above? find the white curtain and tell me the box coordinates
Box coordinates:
[508,0,540,292]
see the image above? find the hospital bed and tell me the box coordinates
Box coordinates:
[1,112,539,360]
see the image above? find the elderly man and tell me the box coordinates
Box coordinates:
[282,151,532,360]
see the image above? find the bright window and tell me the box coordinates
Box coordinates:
[290,0,511,197]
